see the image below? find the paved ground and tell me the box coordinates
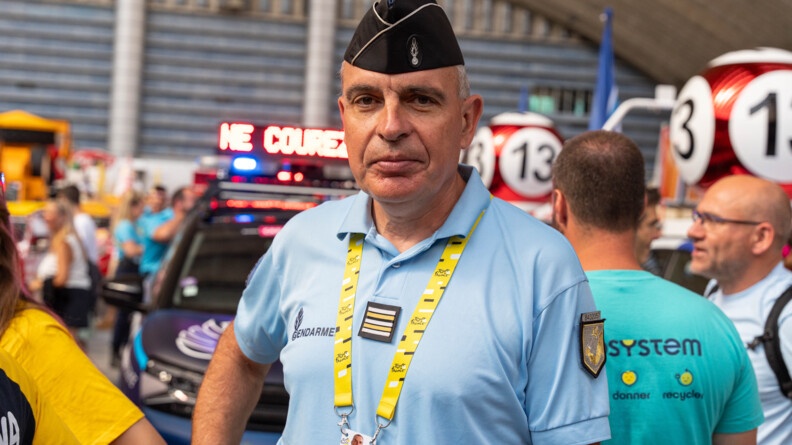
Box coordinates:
[84,322,121,385]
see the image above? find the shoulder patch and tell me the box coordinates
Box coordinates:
[580,311,606,378]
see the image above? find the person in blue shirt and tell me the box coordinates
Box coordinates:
[137,186,171,278]
[112,190,146,276]
[138,186,196,277]
[138,186,195,308]
[105,190,146,366]
[688,174,792,445]
[551,130,763,445]
[193,1,611,444]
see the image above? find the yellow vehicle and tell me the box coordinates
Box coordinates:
[0,109,70,202]
[1,110,117,283]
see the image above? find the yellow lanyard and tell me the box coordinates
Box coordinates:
[333,210,485,426]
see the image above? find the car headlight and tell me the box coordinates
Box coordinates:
[141,360,203,409]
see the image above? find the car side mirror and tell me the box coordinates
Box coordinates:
[102,274,149,313]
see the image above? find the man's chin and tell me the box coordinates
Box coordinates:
[369,193,417,207]
[687,260,710,279]
[364,181,421,203]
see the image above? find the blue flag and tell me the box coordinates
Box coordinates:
[518,85,530,112]
[588,7,618,130]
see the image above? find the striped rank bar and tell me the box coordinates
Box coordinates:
[358,301,402,343]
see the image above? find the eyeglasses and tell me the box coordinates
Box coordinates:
[691,209,762,227]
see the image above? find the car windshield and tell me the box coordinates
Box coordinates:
[170,223,274,313]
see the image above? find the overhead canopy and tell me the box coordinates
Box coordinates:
[0,109,70,134]
[0,109,71,159]
[512,0,792,85]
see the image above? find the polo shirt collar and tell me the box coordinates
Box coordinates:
[336,164,491,241]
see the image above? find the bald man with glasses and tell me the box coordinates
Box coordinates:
[688,174,792,445]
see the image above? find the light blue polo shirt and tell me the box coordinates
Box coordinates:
[708,263,792,445]
[236,166,611,445]
[138,208,173,275]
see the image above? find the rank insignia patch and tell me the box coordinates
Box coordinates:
[580,311,606,378]
[358,301,401,343]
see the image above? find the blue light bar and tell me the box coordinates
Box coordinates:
[232,156,259,172]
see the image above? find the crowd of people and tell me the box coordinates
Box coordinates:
[552,131,764,444]
[0,179,197,443]
[105,185,196,365]
[0,184,167,443]
[2,0,792,443]
[191,1,792,444]
[19,181,195,362]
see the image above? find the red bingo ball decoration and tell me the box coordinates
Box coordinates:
[670,47,792,197]
[461,112,564,209]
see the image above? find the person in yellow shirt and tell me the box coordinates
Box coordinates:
[0,189,165,444]
[0,348,79,444]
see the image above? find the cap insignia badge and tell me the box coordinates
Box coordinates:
[408,35,421,68]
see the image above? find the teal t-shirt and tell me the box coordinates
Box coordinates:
[138,208,173,275]
[588,270,763,445]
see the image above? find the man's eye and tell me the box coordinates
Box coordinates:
[414,96,434,105]
[353,96,376,106]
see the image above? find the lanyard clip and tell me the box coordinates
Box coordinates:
[335,406,355,434]
[370,415,392,444]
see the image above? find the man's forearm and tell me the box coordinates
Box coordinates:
[193,322,271,444]
[152,214,183,243]
[713,430,757,445]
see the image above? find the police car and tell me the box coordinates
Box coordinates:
[102,123,356,443]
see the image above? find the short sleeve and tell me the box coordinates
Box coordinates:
[3,349,84,445]
[714,327,764,434]
[139,208,173,238]
[114,220,140,245]
[234,249,288,364]
[3,309,144,445]
[525,280,611,444]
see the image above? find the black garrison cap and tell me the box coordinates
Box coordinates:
[343,0,464,74]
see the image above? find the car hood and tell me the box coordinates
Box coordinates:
[138,310,285,387]
[140,309,233,374]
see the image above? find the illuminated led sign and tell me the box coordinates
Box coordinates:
[218,123,348,159]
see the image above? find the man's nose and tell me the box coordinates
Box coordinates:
[378,100,410,142]
[687,220,703,240]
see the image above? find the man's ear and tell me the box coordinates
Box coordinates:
[338,96,347,124]
[460,95,484,148]
[751,222,776,256]
[551,189,568,233]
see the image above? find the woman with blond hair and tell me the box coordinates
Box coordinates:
[31,197,93,347]
[0,191,165,444]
